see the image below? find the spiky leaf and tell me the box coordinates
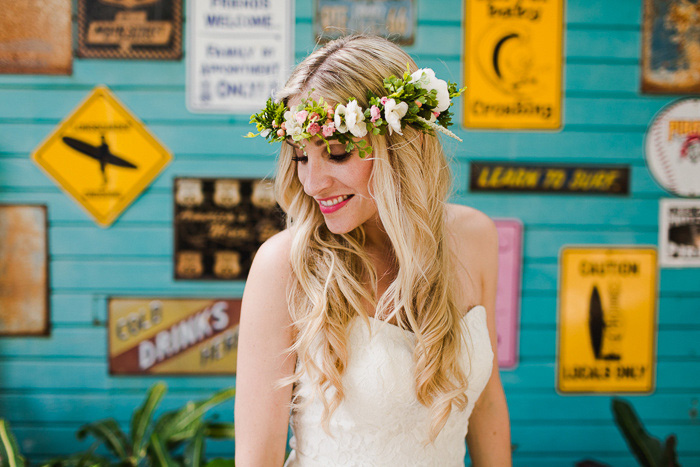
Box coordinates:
[131,382,167,458]
[612,398,664,467]
[76,418,129,460]
[204,460,235,467]
[184,424,207,467]
[0,419,26,467]
[158,388,235,442]
[147,431,178,467]
[205,422,235,439]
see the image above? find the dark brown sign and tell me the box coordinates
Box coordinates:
[109,298,241,375]
[174,178,285,280]
[0,0,72,75]
[78,0,182,60]
[470,162,630,195]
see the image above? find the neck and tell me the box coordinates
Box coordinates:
[362,215,395,265]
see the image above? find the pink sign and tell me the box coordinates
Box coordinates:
[494,219,523,369]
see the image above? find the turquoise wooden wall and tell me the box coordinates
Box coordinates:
[1,0,699,465]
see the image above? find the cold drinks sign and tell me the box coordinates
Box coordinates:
[109,298,241,375]
[187,0,293,113]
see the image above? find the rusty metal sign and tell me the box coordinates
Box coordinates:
[0,0,72,75]
[642,0,700,94]
[0,205,49,336]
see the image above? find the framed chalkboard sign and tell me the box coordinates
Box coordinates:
[174,178,285,281]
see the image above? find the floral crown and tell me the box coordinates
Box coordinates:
[246,67,466,158]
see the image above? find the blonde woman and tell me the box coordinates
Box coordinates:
[235,35,511,466]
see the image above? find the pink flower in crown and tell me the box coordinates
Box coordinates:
[295,110,308,124]
[277,129,285,137]
[322,123,336,137]
[308,122,321,136]
[370,105,381,122]
[380,97,388,105]
[309,112,320,122]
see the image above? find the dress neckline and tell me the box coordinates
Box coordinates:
[361,305,485,336]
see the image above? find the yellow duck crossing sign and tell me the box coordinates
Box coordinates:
[31,86,172,227]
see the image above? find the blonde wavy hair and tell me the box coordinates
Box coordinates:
[275,35,471,442]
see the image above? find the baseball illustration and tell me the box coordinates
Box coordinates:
[645,98,700,198]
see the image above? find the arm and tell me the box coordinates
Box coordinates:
[452,208,512,466]
[235,231,297,467]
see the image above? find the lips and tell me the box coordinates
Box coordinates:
[317,194,354,214]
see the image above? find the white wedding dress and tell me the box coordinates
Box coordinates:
[284,305,494,467]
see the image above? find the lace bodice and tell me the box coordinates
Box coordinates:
[285,306,494,467]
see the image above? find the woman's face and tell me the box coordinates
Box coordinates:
[289,137,378,235]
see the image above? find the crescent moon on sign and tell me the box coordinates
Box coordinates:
[492,33,520,79]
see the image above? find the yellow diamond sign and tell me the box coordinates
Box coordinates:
[32,86,172,227]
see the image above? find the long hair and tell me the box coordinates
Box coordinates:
[274,35,471,442]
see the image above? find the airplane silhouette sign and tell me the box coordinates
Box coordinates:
[31,85,172,227]
[62,135,138,184]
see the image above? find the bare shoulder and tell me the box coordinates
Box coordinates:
[445,204,499,305]
[250,228,294,277]
[446,204,497,238]
[241,229,294,326]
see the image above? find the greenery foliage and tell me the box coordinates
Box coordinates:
[0,383,235,467]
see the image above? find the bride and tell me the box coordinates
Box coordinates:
[235,34,512,466]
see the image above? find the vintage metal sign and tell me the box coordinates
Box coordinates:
[659,198,700,267]
[77,0,182,59]
[494,219,523,370]
[0,0,72,75]
[645,98,700,197]
[557,247,657,394]
[31,86,172,227]
[314,0,416,44]
[470,162,630,195]
[109,298,241,375]
[642,0,700,94]
[174,178,285,280]
[463,0,563,129]
[0,205,49,336]
[187,0,294,113]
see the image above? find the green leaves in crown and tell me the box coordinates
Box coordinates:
[246,66,466,159]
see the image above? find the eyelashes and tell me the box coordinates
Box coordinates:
[291,152,352,163]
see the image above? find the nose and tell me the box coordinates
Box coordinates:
[300,156,332,197]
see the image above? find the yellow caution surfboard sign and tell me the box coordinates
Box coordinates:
[31,86,172,227]
[557,247,658,394]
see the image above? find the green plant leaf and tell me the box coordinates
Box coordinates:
[147,431,178,467]
[76,418,129,461]
[0,419,26,467]
[205,422,235,439]
[131,382,167,459]
[159,388,235,443]
[184,424,206,467]
[612,398,664,467]
[204,459,235,467]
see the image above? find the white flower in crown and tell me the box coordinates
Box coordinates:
[284,110,303,139]
[344,100,368,138]
[384,98,409,135]
[411,68,450,113]
[334,104,348,133]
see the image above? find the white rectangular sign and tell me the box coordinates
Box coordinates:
[659,198,700,267]
[187,0,294,113]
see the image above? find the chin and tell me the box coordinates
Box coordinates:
[323,219,359,235]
